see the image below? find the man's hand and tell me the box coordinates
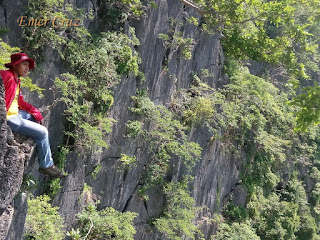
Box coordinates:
[38,119,44,125]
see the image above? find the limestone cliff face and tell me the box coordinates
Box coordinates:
[0,75,35,240]
[0,0,243,239]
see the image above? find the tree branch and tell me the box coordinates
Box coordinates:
[180,0,205,15]
[83,217,94,240]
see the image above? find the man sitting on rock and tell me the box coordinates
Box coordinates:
[0,53,63,178]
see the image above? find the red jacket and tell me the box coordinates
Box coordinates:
[0,69,43,121]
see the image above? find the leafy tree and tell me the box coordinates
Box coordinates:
[215,221,260,240]
[289,82,320,131]
[182,62,320,239]
[68,203,137,240]
[183,0,320,78]
[248,189,300,240]
[25,195,65,240]
[179,1,320,132]
[154,180,203,240]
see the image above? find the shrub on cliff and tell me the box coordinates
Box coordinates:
[25,195,64,240]
[67,203,137,240]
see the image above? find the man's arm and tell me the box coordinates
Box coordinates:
[1,70,44,122]
[18,94,44,122]
[1,70,16,110]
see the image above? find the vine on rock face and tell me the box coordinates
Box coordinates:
[126,90,203,238]
[128,90,202,198]
[55,73,115,150]
[158,17,195,71]
[55,28,141,150]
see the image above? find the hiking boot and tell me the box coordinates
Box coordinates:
[39,165,64,178]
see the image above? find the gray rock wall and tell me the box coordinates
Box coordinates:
[0,73,35,240]
[0,0,243,239]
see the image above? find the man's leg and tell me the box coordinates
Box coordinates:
[8,113,54,169]
[18,110,35,122]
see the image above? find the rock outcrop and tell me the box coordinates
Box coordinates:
[0,77,35,240]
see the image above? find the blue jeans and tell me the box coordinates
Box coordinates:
[7,110,54,169]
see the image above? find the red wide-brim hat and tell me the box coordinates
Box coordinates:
[5,53,35,70]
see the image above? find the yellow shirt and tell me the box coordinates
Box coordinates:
[7,86,20,119]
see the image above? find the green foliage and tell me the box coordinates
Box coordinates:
[96,0,149,28]
[55,28,142,150]
[66,228,82,240]
[186,16,199,26]
[44,178,62,198]
[157,17,196,70]
[154,180,203,240]
[312,184,320,227]
[191,0,319,78]
[129,91,202,197]
[44,145,68,197]
[20,76,45,98]
[24,0,67,51]
[83,183,93,193]
[178,37,193,60]
[311,182,320,222]
[25,195,65,240]
[158,33,169,42]
[119,154,136,168]
[65,29,140,81]
[184,62,320,239]
[24,0,94,55]
[245,178,318,240]
[182,94,215,126]
[289,82,320,131]
[158,20,194,64]
[223,202,248,223]
[217,180,319,240]
[20,175,38,192]
[0,28,8,36]
[22,0,144,151]
[181,62,293,193]
[68,203,137,240]
[310,167,320,181]
[92,164,102,180]
[0,39,20,70]
[55,145,69,169]
[120,0,145,17]
[281,179,316,239]
[215,221,260,240]
[125,120,143,137]
[248,189,300,240]
[55,73,115,150]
